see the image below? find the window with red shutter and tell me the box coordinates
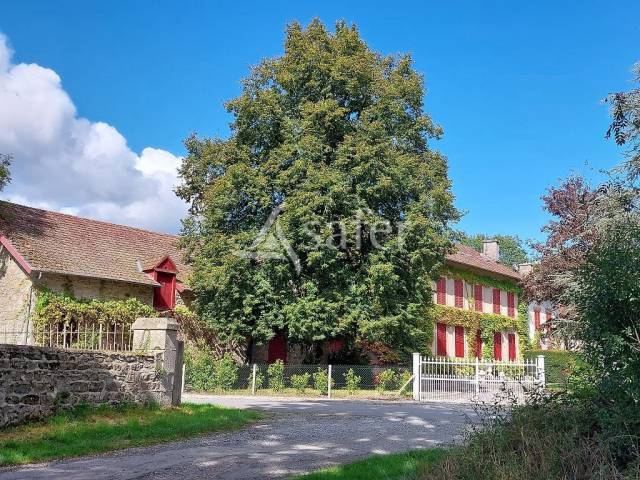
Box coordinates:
[436,322,447,356]
[153,271,176,310]
[534,308,541,330]
[475,329,482,358]
[474,284,483,312]
[454,279,463,308]
[507,292,515,317]
[492,288,501,314]
[436,277,446,305]
[493,332,502,360]
[455,326,465,357]
[508,333,516,361]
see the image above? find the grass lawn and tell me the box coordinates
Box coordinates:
[0,402,262,466]
[291,449,449,480]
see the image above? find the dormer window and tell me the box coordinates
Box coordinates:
[143,255,179,311]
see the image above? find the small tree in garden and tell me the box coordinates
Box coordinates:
[291,373,311,394]
[344,369,362,395]
[267,360,285,392]
[313,368,330,395]
[375,369,396,393]
[213,355,239,391]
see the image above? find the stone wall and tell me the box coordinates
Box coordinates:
[0,344,170,428]
[0,250,34,343]
[35,273,155,306]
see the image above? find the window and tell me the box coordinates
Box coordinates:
[436,322,447,356]
[436,277,446,305]
[492,288,501,314]
[153,271,176,310]
[534,308,541,330]
[507,292,515,317]
[455,326,465,357]
[474,284,483,312]
[454,279,463,308]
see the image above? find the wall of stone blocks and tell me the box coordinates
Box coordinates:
[0,344,170,428]
[0,250,34,343]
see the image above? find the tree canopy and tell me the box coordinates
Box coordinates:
[0,153,10,192]
[458,233,528,268]
[177,20,459,361]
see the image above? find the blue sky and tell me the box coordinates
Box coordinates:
[1,1,639,239]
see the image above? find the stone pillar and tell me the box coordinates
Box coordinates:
[132,318,184,406]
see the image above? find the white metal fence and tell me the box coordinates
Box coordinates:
[412,354,545,404]
[1,322,134,352]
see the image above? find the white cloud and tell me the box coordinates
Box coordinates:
[0,32,187,233]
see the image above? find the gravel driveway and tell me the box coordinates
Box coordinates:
[0,395,475,480]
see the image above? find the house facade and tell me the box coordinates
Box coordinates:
[0,201,192,344]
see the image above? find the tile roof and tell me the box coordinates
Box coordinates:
[445,244,521,281]
[0,201,191,287]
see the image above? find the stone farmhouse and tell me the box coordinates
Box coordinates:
[0,201,550,361]
[0,201,192,343]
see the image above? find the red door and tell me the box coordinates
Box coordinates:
[153,271,176,310]
[267,333,287,363]
[508,333,516,361]
[436,323,447,356]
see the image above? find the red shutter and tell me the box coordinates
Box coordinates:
[507,292,515,317]
[455,326,465,357]
[454,279,463,308]
[534,309,541,330]
[474,284,483,312]
[267,333,287,363]
[494,332,502,360]
[436,277,446,305]
[508,333,516,361]
[436,322,447,356]
[475,330,482,358]
[492,288,501,314]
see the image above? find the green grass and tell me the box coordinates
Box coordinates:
[291,449,449,480]
[0,402,262,466]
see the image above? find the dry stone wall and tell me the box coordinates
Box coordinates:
[0,344,170,428]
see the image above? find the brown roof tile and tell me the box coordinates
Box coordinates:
[0,201,191,287]
[446,244,521,281]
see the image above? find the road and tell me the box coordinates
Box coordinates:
[0,395,475,480]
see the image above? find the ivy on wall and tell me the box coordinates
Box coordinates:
[33,289,157,327]
[441,267,521,294]
[426,304,529,359]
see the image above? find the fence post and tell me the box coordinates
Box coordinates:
[181,363,186,395]
[251,364,257,395]
[328,364,332,399]
[412,353,420,401]
[475,356,480,396]
[536,354,546,388]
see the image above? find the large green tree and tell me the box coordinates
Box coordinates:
[177,20,458,361]
[0,154,10,191]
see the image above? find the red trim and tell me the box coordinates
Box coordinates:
[475,330,482,358]
[436,277,446,305]
[454,279,463,308]
[534,308,541,330]
[494,332,502,360]
[508,333,516,361]
[492,288,501,314]
[436,323,447,356]
[454,326,465,357]
[474,284,483,312]
[507,292,515,317]
[153,271,176,310]
[0,235,32,275]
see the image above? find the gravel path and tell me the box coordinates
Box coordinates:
[0,395,475,480]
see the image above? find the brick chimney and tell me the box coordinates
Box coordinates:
[482,239,500,262]
[517,262,534,276]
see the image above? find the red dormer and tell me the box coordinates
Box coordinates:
[144,255,178,310]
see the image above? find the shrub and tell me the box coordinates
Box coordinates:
[525,350,583,388]
[375,369,396,392]
[344,369,361,395]
[254,372,265,390]
[313,368,329,395]
[290,373,311,394]
[184,347,216,391]
[267,360,285,392]
[397,370,413,393]
[213,355,238,390]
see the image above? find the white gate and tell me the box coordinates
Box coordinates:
[412,354,545,404]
